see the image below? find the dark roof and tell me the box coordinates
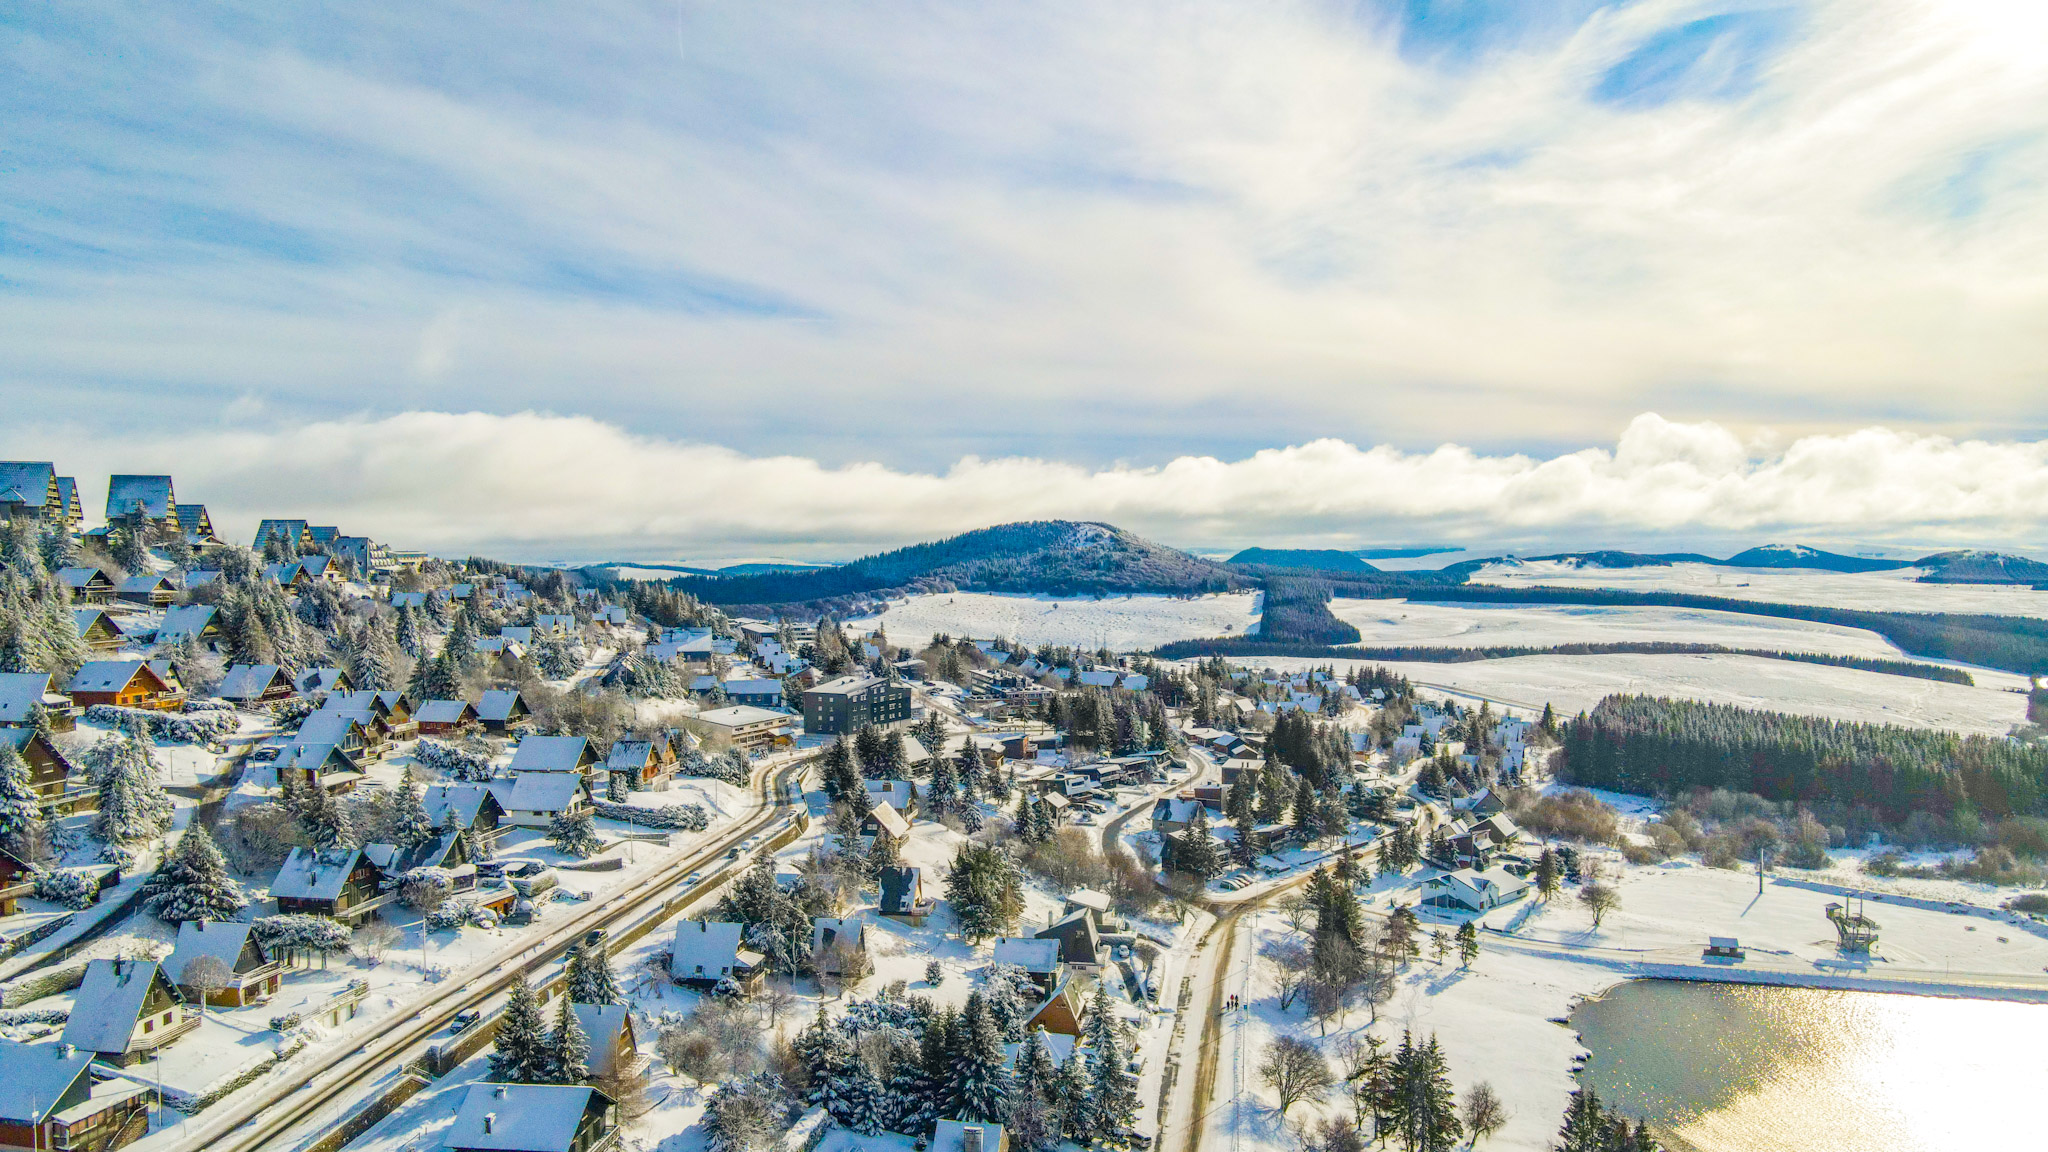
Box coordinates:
[877,865,924,914]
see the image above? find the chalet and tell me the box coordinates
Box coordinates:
[1034,908,1106,972]
[862,801,911,843]
[809,918,868,977]
[156,604,220,647]
[294,554,336,582]
[216,664,297,705]
[668,920,763,989]
[444,1083,619,1152]
[991,938,1062,994]
[1419,866,1530,915]
[389,592,428,610]
[877,865,934,924]
[325,689,415,736]
[56,568,115,605]
[271,847,387,922]
[104,476,177,530]
[416,699,480,735]
[71,609,125,652]
[423,782,506,835]
[1062,889,1123,931]
[570,1003,643,1082]
[1150,797,1202,835]
[166,920,282,1007]
[0,672,74,731]
[0,728,95,818]
[494,774,592,828]
[0,846,35,916]
[603,741,672,791]
[475,689,531,732]
[508,735,597,776]
[1444,814,1520,864]
[60,959,195,1066]
[295,667,353,696]
[253,519,310,553]
[0,1038,155,1152]
[499,627,534,646]
[67,660,183,711]
[364,829,470,878]
[263,561,312,589]
[863,779,915,816]
[1220,757,1263,784]
[1022,977,1090,1038]
[282,713,371,763]
[276,742,364,793]
[175,503,218,546]
[0,462,61,522]
[692,705,794,754]
[113,575,177,609]
[933,1120,1009,1152]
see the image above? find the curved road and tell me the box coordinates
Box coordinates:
[165,753,812,1152]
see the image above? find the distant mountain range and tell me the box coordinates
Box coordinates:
[1517,544,2047,583]
[590,560,835,578]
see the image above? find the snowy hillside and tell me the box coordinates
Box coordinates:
[1474,561,2048,617]
[845,590,1262,649]
[1329,599,1912,659]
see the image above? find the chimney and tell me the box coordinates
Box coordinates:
[483,1114,496,1135]
[495,1086,507,1098]
[963,1125,984,1152]
[197,919,207,930]
[57,1045,74,1059]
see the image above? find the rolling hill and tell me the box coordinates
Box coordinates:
[1721,544,1908,573]
[1226,547,1380,573]
[1912,550,2048,585]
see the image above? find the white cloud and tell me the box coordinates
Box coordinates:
[9,410,2046,561]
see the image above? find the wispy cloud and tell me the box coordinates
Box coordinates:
[1,1,2044,464]
[8,410,2045,561]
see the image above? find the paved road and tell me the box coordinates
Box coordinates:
[149,752,812,1152]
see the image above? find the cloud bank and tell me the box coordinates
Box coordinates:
[10,412,2046,561]
[2,0,2046,461]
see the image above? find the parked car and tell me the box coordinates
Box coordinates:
[450,1009,482,1033]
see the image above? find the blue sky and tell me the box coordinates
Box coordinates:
[2,1,2046,556]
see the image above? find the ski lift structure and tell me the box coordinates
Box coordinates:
[1826,898,1881,952]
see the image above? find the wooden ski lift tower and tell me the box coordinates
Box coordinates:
[1826,898,1881,952]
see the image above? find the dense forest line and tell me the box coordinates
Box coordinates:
[1558,695,2048,820]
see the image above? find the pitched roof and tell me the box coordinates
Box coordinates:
[498,773,587,813]
[362,830,463,875]
[992,937,1061,973]
[167,920,261,983]
[668,920,745,980]
[415,699,477,725]
[475,689,528,723]
[0,672,53,724]
[105,475,174,521]
[218,664,290,700]
[877,865,925,913]
[868,801,910,840]
[270,847,366,901]
[423,782,493,829]
[0,1038,94,1123]
[67,660,150,694]
[157,604,218,641]
[57,567,110,590]
[447,1083,597,1152]
[570,1003,634,1079]
[61,960,167,1055]
[0,463,56,511]
[604,741,654,771]
[507,735,592,773]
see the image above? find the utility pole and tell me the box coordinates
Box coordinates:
[1758,846,1770,895]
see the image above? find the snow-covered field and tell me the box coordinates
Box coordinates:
[1234,653,2033,734]
[1330,599,1912,659]
[845,591,1262,650]
[1474,560,2048,618]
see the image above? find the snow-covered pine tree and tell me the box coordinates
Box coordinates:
[947,992,1013,1125]
[926,755,959,822]
[92,728,174,844]
[488,980,553,1083]
[443,609,479,669]
[565,936,623,1004]
[548,810,601,857]
[1084,981,1138,1137]
[394,605,424,658]
[141,822,248,923]
[0,740,44,852]
[546,992,590,1084]
[1007,1027,1062,1152]
[300,780,356,850]
[388,766,435,848]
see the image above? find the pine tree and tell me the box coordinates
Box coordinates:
[1008,1026,1063,1152]
[1389,1031,1461,1152]
[546,993,590,1083]
[1555,1088,1607,1152]
[444,609,479,669]
[948,992,1013,1124]
[142,823,248,923]
[92,729,174,844]
[1456,921,1480,968]
[1083,981,1137,1137]
[301,780,355,850]
[0,741,44,852]
[565,936,623,1004]
[1535,848,1562,900]
[548,810,601,857]
[489,980,553,1083]
[389,766,434,847]
[395,605,424,658]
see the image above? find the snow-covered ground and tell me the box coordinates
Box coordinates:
[1231,653,2032,734]
[845,591,1262,650]
[1330,599,1913,659]
[1473,560,2048,618]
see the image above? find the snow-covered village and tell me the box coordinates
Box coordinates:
[0,469,2044,1152]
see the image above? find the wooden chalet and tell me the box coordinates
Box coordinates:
[113,575,177,609]
[0,1038,155,1152]
[475,689,531,732]
[415,699,479,736]
[0,671,76,732]
[270,848,388,923]
[1022,976,1091,1038]
[71,609,125,653]
[59,960,196,1066]
[55,568,115,605]
[0,728,96,818]
[444,1083,620,1152]
[216,664,296,705]
[423,782,507,835]
[166,920,283,1007]
[66,660,183,711]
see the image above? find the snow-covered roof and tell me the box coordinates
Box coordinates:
[157,604,217,641]
[362,831,462,874]
[0,462,55,509]
[570,1003,633,1079]
[992,937,1060,973]
[499,773,587,814]
[218,664,289,700]
[294,713,363,748]
[60,959,164,1055]
[696,705,789,728]
[507,735,591,773]
[604,741,653,770]
[1077,670,1119,688]
[863,780,913,809]
[116,574,173,594]
[390,592,427,609]
[105,475,174,520]
[67,660,149,694]
[416,699,476,725]
[668,920,745,980]
[932,1120,1007,1152]
[0,1038,94,1123]
[297,668,348,693]
[167,920,260,983]
[868,801,910,840]
[447,1083,596,1152]
[56,567,109,590]
[270,847,366,901]
[1002,1033,1075,1068]
[423,783,492,829]
[721,679,781,697]
[811,917,864,956]
[0,672,52,724]
[475,689,527,722]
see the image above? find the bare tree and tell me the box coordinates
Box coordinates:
[757,982,799,1035]
[1268,938,1312,1010]
[1278,892,1316,937]
[180,954,232,1018]
[595,1061,657,1120]
[1578,884,1619,929]
[1259,1035,1334,1118]
[1306,980,1346,1036]
[837,945,874,996]
[401,877,449,916]
[353,921,402,961]
[1461,1082,1509,1148]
